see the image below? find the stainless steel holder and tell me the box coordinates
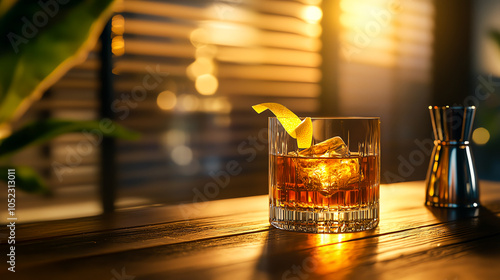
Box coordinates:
[425,106,480,208]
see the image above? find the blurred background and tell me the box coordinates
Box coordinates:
[2,0,500,222]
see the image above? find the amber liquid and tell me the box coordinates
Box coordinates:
[270,154,379,210]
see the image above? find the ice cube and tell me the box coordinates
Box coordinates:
[292,136,361,197]
[294,157,362,197]
[298,136,350,157]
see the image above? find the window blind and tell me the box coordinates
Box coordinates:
[337,0,435,181]
[113,0,323,206]
[8,0,325,221]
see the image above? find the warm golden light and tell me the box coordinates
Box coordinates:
[196,45,218,58]
[202,21,258,47]
[156,90,177,110]
[195,74,219,95]
[0,123,12,140]
[205,2,249,22]
[201,97,232,113]
[472,127,490,145]
[304,0,322,5]
[315,233,349,246]
[340,0,380,14]
[305,24,322,37]
[178,94,200,112]
[338,0,398,67]
[187,57,215,80]
[111,35,125,56]
[190,28,210,47]
[111,14,125,35]
[301,6,323,24]
[305,233,371,276]
[189,25,221,96]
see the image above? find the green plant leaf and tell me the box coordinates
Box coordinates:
[0,0,116,125]
[0,119,140,159]
[1,165,51,194]
[490,29,500,49]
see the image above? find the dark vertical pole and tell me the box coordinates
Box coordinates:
[320,0,340,116]
[99,19,116,213]
[432,0,473,105]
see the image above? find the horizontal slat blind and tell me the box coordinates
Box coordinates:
[113,0,323,205]
[6,0,325,221]
[337,0,434,180]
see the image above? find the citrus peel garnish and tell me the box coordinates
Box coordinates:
[252,103,313,148]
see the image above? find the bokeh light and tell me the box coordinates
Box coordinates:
[171,145,193,166]
[201,97,232,113]
[111,14,125,56]
[190,28,210,47]
[195,74,219,95]
[111,35,124,56]
[111,14,125,35]
[178,94,200,112]
[156,90,177,110]
[162,129,189,147]
[301,5,323,24]
[187,57,215,80]
[472,127,490,145]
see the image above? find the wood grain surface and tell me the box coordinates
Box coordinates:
[2,181,500,280]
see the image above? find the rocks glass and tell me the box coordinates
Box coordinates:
[269,117,380,233]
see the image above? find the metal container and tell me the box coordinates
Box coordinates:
[425,106,479,208]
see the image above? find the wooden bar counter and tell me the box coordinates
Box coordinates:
[2,181,500,279]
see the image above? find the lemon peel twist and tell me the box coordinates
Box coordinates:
[252,103,313,148]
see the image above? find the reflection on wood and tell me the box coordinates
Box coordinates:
[3,181,500,279]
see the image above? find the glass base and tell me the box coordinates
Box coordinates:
[270,203,379,233]
[425,201,480,208]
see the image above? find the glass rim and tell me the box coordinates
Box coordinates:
[268,116,380,120]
